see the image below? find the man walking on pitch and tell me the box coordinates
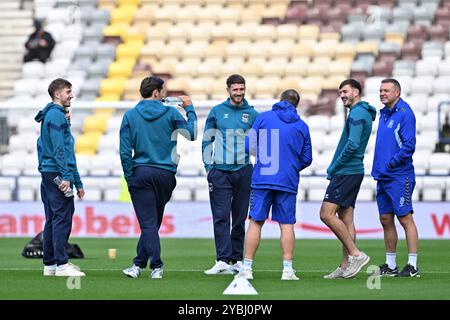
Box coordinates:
[35,78,85,277]
[202,74,259,275]
[237,89,312,281]
[120,76,197,279]
[320,79,376,279]
[371,78,420,277]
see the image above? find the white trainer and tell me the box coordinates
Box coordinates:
[323,266,344,279]
[123,264,142,278]
[231,261,242,274]
[234,268,253,280]
[281,269,299,280]
[43,264,56,276]
[342,252,370,279]
[151,267,163,279]
[55,262,85,277]
[204,260,233,275]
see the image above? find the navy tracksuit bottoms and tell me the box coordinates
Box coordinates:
[128,166,176,270]
[207,164,253,263]
[41,172,75,266]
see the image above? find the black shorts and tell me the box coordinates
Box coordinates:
[323,174,364,208]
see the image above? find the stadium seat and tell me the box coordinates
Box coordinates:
[411,76,434,95]
[306,177,327,201]
[17,176,41,201]
[428,153,450,175]
[0,176,15,201]
[358,178,375,201]
[1,153,25,175]
[421,176,444,201]
[80,177,103,201]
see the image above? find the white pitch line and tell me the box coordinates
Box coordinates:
[1,267,450,274]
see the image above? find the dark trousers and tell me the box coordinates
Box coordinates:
[128,166,176,270]
[41,172,75,266]
[24,49,51,63]
[207,164,253,263]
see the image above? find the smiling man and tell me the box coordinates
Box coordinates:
[320,79,376,279]
[371,78,420,278]
[202,74,259,275]
[35,78,85,277]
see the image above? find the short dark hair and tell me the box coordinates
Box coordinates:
[381,78,401,93]
[280,89,300,107]
[48,78,72,99]
[140,76,164,98]
[339,79,362,96]
[226,74,246,88]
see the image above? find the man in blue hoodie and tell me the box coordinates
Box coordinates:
[320,79,376,279]
[371,78,419,277]
[202,74,259,275]
[35,78,85,277]
[236,89,312,281]
[121,76,197,279]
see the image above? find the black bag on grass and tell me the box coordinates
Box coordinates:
[21,231,85,259]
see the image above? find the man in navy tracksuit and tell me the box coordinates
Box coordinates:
[120,76,197,279]
[35,78,85,277]
[372,78,420,277]
[202,74,259,275]
[237,90,312,281]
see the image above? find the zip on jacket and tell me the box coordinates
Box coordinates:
[35,102,83,188]
[202,98,259,172]
[327,101,377,179]
[371,98,416,180]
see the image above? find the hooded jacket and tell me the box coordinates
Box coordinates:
[119,99,197,183]
[245,100,312,194]
[372,98,416,180]
[327,100,377,179]
[35,102,83,188]
[201,98,259,172]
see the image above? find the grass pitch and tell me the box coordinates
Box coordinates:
[0,238,449,300]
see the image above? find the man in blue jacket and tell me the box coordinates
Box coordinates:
[320,79,376,279]
[371,78,419,277]
[35,78,85,277]
[202,74,259,275]
[236,89,312,281]
[121,76,197,279]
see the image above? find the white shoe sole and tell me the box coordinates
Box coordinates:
[343,256,370,279]
[235,273,253,280]
[123,271,139,278]
[55,273,85,277]
[204,270,234,275]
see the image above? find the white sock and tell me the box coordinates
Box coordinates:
[386,252,397,269]
[283,260,293,271]
[408,254,418,269]
[243,258,253,270]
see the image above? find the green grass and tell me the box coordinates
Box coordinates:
[0,238,449,300]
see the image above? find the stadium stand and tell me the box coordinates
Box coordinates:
[0,0,449,202]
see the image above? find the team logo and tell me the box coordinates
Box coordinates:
[242,113,249,123]
[388,120,394,128]
[399,197,405,207]
[224,114,229,119]
[324,194,329,199]
[209,183,213,192]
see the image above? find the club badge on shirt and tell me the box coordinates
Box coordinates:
[242,113,249,123]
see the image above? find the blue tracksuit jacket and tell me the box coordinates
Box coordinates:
[372,98,416,180]
[245,100,312,194]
